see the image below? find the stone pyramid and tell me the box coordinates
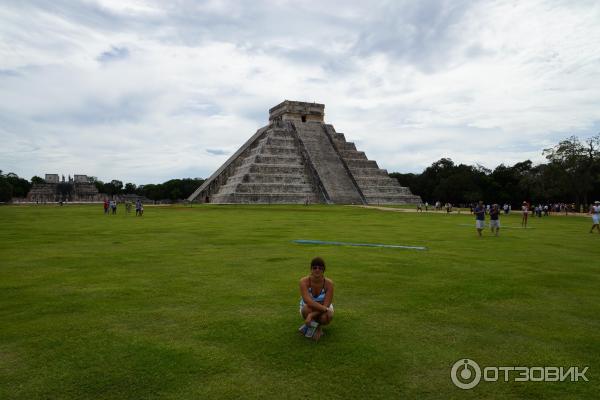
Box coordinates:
[188,101,421,205]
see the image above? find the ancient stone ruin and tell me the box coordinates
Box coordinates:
[27,174,102,203]
[188,100,421,205]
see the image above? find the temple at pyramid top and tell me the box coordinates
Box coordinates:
[268,100,325,123]
[188,100,421,205]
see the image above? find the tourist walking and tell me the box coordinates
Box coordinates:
[490,204,500,236]
[590,201,600,234]
[474,200,485,237]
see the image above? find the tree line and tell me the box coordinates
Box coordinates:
[3,135,598,208]
[0,171,204,203]
[391,135,600,210]
[0,171,33,202]
[89,178,205,201]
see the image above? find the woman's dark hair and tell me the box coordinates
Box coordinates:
[310,257,326,271]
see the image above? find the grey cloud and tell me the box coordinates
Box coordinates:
[171,101,221,117]
[464,44,495,59]
[32,93,153,125]
[4,0,132,33]
[0,69,20,77]
[97,46,130,63]
[206,149,229,156]
[352,0,479,72]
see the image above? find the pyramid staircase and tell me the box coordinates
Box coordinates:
[208,124,323,204]
[324,125,422,205]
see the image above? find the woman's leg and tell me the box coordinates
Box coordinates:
[318,309,333,325]
[301,305,321,325]
[302,305,333,326]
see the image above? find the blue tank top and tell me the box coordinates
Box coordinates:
[299,278,326,307]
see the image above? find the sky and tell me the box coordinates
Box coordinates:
[1,0,600,185]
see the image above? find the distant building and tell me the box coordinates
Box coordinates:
[28,174,103,203]
[45,174,59,183]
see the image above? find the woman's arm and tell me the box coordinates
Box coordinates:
[299,278,328,312]
[323,279,334,308]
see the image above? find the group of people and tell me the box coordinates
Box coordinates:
[473,200,533,236]
[103,199,117,215]
[472,199,600,235]
[102,199,144,216]
[473,201,501,237]
[416,201,453,212]
[470,203,512,215]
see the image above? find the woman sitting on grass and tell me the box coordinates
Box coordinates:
[298,257,334,341]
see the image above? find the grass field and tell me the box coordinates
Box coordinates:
[1,204,599,399]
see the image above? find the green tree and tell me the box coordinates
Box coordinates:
[124,182,137,194]
[0,172,32,199]
[543,135,600,209]
[0,174,12,202]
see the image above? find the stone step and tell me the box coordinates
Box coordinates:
[253,154,303,165]
[350,168,389,177]
[243,163,305,175]
[239,153,303,167]
[364,194,421,204]
[220,183,314,194]
[360,186,410,194]
[261,145,299,156]
[267,129,295,139]
[355,177,399,187]
[339,150,367,160]
[232,173,308,184]
[211,192,320,204]
[344,159,379,169]
[335,141,357,151]
[266,137,295,147]
[332,132,346,141]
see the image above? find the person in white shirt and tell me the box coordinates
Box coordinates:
[590,201,600,234]
[521,201,529,228]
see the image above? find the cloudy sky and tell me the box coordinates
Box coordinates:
[2,0,600,184]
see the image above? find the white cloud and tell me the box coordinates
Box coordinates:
[1,0,600,183]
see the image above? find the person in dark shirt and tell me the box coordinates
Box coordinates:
[489,204,500,236]
[474,200,485,237]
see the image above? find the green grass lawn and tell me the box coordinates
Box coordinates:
[1,204,599,399]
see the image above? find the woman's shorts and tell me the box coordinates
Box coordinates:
[476,220,485,229]
[593,214,600,224]
[490,220,500,228]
